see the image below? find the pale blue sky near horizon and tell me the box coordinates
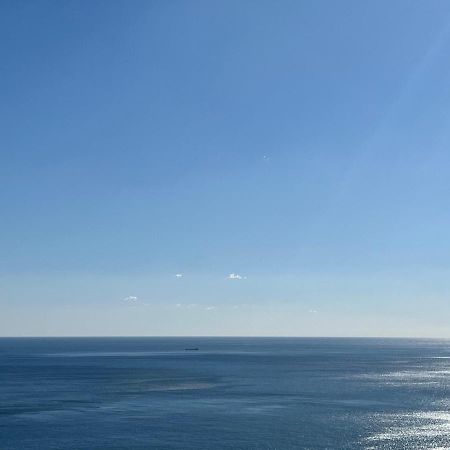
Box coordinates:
[2,0,450,336]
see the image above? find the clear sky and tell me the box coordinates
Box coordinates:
[2,0,450,336]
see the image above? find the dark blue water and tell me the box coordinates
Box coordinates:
[1,338,450,449]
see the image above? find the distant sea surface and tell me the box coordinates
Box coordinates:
[2,337,450,449]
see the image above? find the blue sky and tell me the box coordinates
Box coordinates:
[2,0,450,336]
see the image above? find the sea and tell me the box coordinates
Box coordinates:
[1,337,450,449]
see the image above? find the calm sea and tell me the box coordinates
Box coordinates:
[1,337,450,449]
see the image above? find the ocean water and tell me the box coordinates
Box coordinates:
[1,338,450,449]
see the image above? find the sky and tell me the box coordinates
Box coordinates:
[2,0,450,336]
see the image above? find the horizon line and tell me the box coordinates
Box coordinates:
[0,335,448,339]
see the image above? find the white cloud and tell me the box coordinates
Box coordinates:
[227,273,246,280]
[205,306,216,311]
[309,309,318,314]
[175,273,183,278]
[123,296,138,302]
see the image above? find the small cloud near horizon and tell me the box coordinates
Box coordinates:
[123,296,138,302]
[175,303,198,309]
[205,306,216,311]
[227,273,247,280]
[175,273,183,278]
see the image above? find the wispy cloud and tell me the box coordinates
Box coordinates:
[174,303,215,311]
[227,273,246,280]
[123,295,138,302]
[232,303,249,309]
[175,273,183,278]
[309,309,318,314]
